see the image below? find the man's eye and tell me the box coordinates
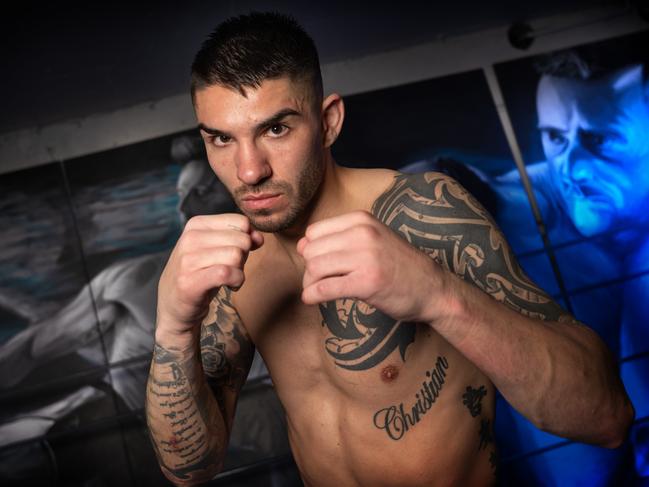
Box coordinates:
[547,129,567,146]
[579,130,624,156]
[212,135,231,146]
[267,124,288,137]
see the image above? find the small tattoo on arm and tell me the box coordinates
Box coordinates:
[478,418,494,451]
[373,356,449,440]
[462,385,487,417]
[489,449,498,473]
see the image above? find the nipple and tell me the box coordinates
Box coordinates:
[381,365,399,382]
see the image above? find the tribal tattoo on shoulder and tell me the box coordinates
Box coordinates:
[319,172,567,372]
[374,172,566,320]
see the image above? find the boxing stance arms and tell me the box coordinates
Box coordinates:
[297,172,634,448]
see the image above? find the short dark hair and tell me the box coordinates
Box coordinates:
[534,31,649,82]
[190,12,323,105]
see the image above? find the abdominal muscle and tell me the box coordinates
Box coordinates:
[265,329,497,487]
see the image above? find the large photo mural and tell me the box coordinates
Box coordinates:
[493,30,649,486]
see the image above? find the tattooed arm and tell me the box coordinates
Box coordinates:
[299,171,634,448]
[146,287,254,486]
[145,213,261,486]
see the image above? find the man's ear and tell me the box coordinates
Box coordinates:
[321,93,344,148]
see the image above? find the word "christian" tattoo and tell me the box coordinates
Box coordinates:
[373,356,449,440]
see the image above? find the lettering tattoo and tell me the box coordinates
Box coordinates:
[147,343,222,485]
[462,385,487,417]
[320,172,572,372]
[373,356,449,440]
[146,287,253,485]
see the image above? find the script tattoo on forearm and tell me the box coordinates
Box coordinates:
[373,172,568,322]
[146,287,253,485]
[146,344,223,485]
[373,356,449,440]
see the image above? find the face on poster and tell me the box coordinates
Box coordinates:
[493,30,649,484]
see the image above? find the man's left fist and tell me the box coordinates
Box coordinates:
[296,210,447,323]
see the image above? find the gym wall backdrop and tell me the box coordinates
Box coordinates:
[0,30,647,486]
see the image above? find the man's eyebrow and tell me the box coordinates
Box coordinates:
[255,108,301,130]
[198,108,302,137]
[537,125,566,131]
[198,123,228,137]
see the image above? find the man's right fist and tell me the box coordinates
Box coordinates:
[155,214,263,343]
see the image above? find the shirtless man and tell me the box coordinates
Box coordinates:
[145,12,634,487]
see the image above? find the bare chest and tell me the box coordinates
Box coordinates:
[235,262,462,405]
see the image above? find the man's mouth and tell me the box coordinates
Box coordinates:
[240,193,282,210]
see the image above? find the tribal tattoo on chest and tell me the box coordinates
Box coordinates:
[319,172,567,373]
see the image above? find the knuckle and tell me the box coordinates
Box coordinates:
[305,256,322,275]
[366,266,385,287]
[214,264,231,281]
[230,246,244,266]
[176,274,193,295]
[231,215,250,232]
[367,247,382,263]
[177,253,193,271]
[185,215,203,229]
[357,209,373,220]
[358,224,379,241]
[316,280,329,295]
[305,225,316,241]
[239,233,253,251]
[180,229,198,248]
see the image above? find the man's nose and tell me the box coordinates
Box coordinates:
[565,144,595,184]
[236,141,271,185]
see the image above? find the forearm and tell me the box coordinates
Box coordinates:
[432,270,634,447]
[146,334,227,486]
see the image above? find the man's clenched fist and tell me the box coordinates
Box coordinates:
[297,210,447,324]
[156,214,263,346]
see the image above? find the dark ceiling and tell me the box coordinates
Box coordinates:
[1,0,624,134]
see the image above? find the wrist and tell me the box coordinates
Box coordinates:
[423,264,467,328]
[154,320,200,354]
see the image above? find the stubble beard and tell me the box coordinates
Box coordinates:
[233,156,325,233]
